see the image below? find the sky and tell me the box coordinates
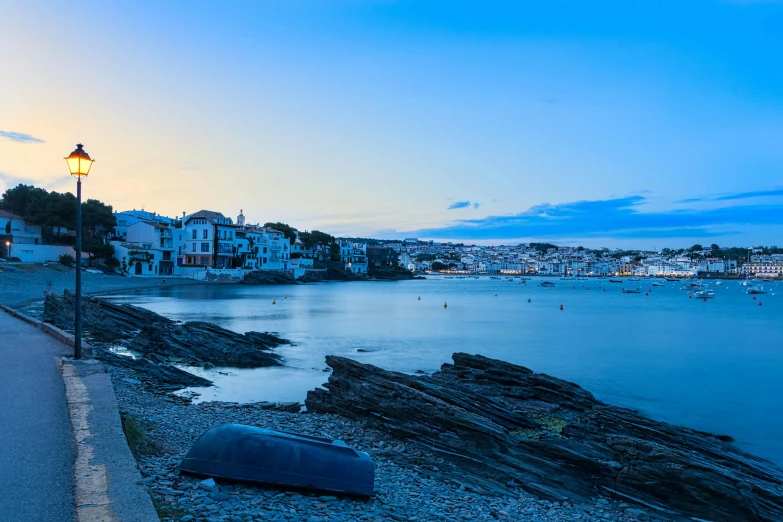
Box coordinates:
[1,0,782,248]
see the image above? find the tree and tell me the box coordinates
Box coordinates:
[431,261,448,271]
[263,222,298,244]
[83,238,114,267]
[416,253,437,262]
[329,242,341,261]
[299,230,334,249]
[81,199,116,239]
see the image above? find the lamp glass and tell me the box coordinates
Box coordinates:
[65,144,94,177]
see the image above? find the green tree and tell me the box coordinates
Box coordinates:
[329,242,341,261]
[83,238,114,267]
[264,222,298,244]
[431,261,448,271]
[81,199,116,239]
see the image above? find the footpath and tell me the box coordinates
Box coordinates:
[0,307,159,522]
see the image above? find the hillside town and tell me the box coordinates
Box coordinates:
[2,203,782,280]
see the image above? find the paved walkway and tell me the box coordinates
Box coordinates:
[0,310,75,522]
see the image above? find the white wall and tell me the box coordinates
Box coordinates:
[12,244,76,263]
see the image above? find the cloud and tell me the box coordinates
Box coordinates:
[413,194,783,241]
[0,131,45,144]
[678,188,783,203]
[714,188,783,201]
[448,201,472,210]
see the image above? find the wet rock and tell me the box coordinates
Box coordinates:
[98,349,212,389]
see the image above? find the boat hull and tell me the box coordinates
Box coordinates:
[179,424,375,496]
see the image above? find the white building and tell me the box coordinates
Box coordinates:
[114,209,176,239]
[340,240,368,273]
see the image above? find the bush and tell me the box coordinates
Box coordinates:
[59,254,75,267]
[9,256,21,262]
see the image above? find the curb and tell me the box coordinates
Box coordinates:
[0,304,94,357]
[0,306,160,522]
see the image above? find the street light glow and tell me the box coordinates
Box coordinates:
[65,143,94,178]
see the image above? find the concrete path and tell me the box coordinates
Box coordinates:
[0,310,75,522]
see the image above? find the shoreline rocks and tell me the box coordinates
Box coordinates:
[306,353,783,522]
[109,363,644,522]
[43,292,288,391]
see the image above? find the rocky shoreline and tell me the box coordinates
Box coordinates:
[41,294,783,521]
[111,365,649,522]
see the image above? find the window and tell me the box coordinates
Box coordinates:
[201,242,210,252]
[192,230,197,239]
[263,247,268,253]
[201,257,209,265]
[191,243,196,252]
[263,257,267,264]
[203,229,209,239]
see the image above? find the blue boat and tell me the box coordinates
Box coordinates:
[179,424,374,496]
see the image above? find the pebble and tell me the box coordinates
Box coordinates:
[107,364,664,522]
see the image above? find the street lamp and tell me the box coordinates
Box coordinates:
[65,143,94,359]
[4,241,10,259]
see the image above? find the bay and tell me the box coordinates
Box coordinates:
[105,277,783,465]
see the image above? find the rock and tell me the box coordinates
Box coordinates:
[305,353,783,522]
[200,478,217,490]
[44,291,287,368]
[243,270,298,285]
[98,349,213,389]
[624,508,648,521]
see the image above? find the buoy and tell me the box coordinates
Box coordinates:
[645,293,649,296]
[284,295,287,299]
[528,298,531,303]
[703,298,707,302]
[495,294,498,297]
[753,296,757,300]
[559,304,564,310]
[443,302,448,309]
[759,302,763,306]
[688,295,692,299]
[418,296,421,300]
[272,299,276,304]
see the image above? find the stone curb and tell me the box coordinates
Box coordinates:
[0,304,94,357]
[0,306,160,522]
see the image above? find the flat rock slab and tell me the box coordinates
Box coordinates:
[306,353,783,522]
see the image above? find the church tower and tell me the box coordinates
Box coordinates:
[237,209,245,227]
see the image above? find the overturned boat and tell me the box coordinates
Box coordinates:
[179,424,374,496]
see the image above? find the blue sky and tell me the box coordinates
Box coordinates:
[1,0,782,247]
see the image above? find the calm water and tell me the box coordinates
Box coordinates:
[105,277,783,465]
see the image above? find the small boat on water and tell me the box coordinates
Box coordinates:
[180,424,375,497]
[747,285,767,295]
[540,281,556,287]
[490,276,501,280]
[608,278,624,283]
[695,289,715,298]
[666,278,680,282]
[651,281,665,287]
[628,277,641,282]
[624,288,641,294]
[575,276,589,281]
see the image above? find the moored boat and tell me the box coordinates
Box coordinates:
[539,281,556,287]
[608,278,624,283]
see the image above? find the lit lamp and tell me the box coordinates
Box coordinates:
[4,240,10,259]
[65,143,94,359]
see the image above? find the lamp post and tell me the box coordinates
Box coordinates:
[65,144,94,359]
[4,241,9,259]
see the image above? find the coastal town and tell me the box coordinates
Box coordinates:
[2,203,782,280]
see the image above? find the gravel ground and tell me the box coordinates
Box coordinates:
[109,366,660,522]
[0,264,210,309]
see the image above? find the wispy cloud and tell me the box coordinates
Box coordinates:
[448,200,472,210]
[678,188,783,203]
[415,194,783,241]
[714,188,783,201]
[0,131,45,144]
